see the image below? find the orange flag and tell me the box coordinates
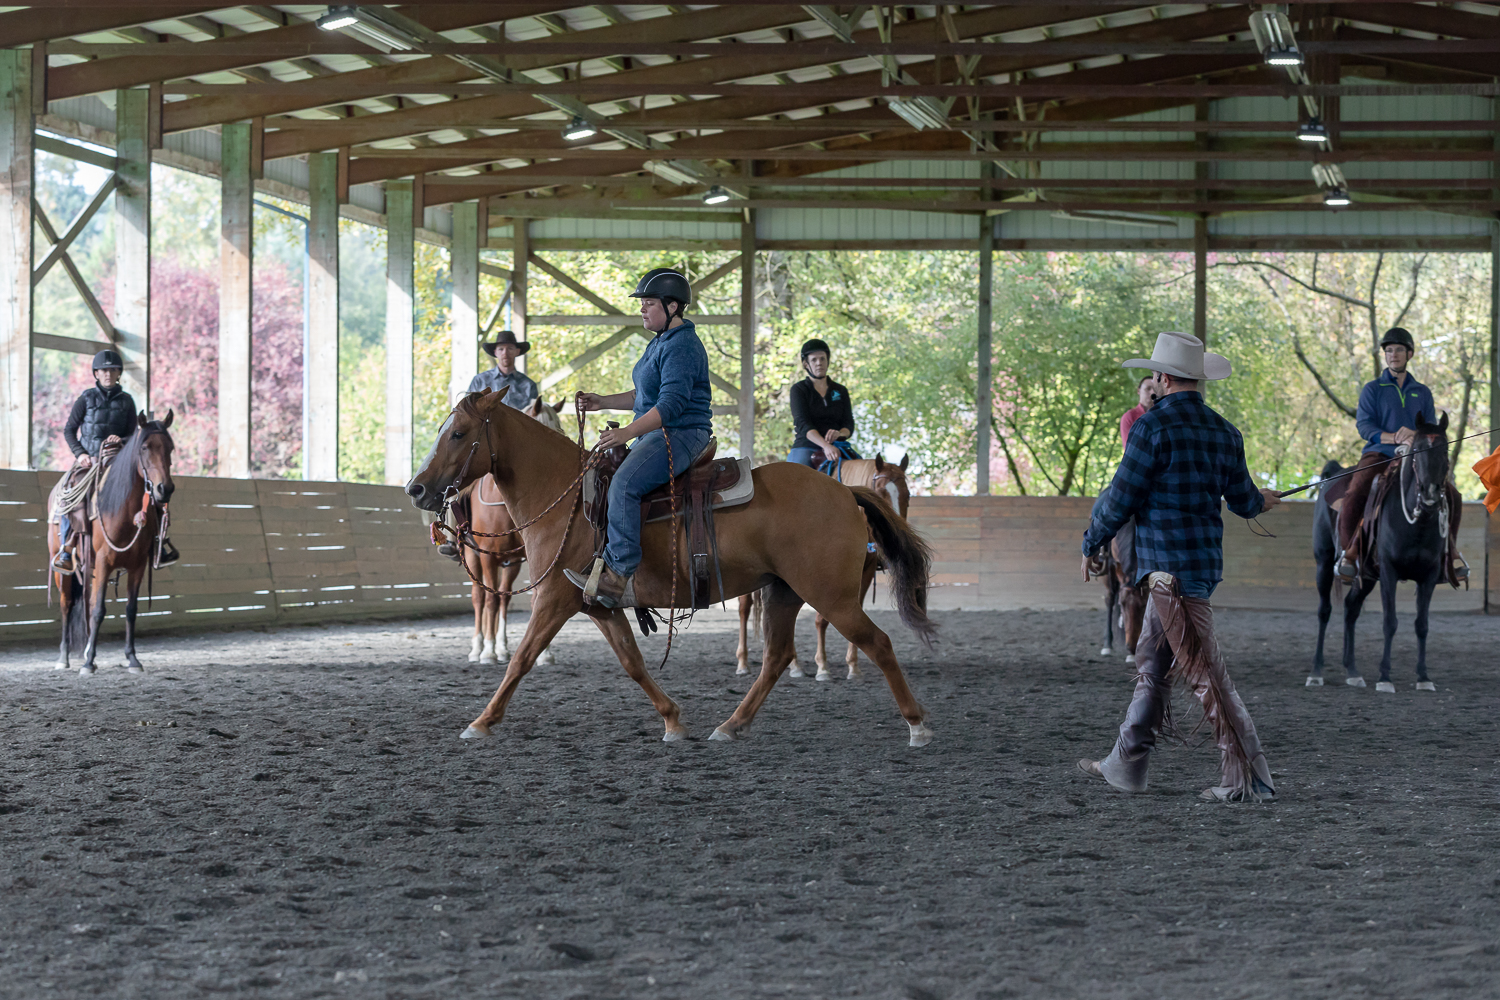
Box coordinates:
[1474,444,1500,514]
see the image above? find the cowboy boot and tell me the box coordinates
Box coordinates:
[437,542,461,561]
[51,543,75,573]
[564,557,637,609]
[1080,603,1170,793]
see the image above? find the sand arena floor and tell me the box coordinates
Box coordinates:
[1,605,1497,999]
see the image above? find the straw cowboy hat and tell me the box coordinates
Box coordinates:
[1122,331,1231,381]
[482,329,530,357]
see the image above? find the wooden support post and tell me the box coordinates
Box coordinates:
[512,217,529,374]
[1194,98,1211,346]
[739,210,756,462]
[249,116,263,180]
[385,180,415,486]
[449,201,479,406]
[115,88,151,412]
[1193,217,1208,345]
[412,172,425,230]
[0,49,32,469]
[217,122,253,478]
[336,146,350,205]
[306,152,340,481]
[976,195,994,497]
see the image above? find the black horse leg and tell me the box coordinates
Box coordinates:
[1377,569,1399,686]
[1341,577,1376,683]
[123,569,144,674]
[1413,579,1436,686]
[1101,575,1118,655]
[80,572,108,676]
[1313,556,1334,678]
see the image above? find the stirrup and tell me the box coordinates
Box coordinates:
[1452,556,1470,581]
[156,539,180,567]
[1335,550,1358,579]
[52,549,75,572]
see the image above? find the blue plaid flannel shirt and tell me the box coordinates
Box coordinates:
[1082,391,1265,590]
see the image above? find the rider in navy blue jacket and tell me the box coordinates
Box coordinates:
[1337,327,1437,578]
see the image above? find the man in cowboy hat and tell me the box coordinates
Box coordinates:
[467,329,539,410]
[1335,327,1456,580]
[1078,332,1282,803]
[437,330,542,559]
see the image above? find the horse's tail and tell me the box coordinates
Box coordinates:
[64,574,88,655]
[850,486,937,648]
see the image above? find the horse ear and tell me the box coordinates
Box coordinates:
[1437,410,1449,433]
[478,387,492,397]
[552,398,565,412]
[162,408,174,429]
[137,411,148,428]
[899,453,909,471]
[524,399,539,415]
[875,454,886,471]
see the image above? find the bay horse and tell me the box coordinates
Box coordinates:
[47,411,176,676]
[1312,413,1456,691]
[1091,528,1146,663]
[461,397,565,665]
[405,389,937,746]
[734,454,911,681]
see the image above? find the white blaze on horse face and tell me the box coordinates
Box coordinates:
[883,480,901,515]
[411,413,458,489]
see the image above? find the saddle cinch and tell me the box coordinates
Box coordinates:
[582,430,754,608]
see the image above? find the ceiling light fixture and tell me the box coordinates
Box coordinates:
[1297,117,1328,143]
[1249,7,1303,67]
[561,116,598,142]
[1322,187,1351,208]
[316,5,359,31]
[316,5,416,51]
[702,185,731,205]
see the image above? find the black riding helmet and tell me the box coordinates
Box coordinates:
[800,338,831,377]
[630,268,691,332]
[92,349,124,371]
[1380,327,1416,353]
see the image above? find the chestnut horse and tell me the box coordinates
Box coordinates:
[405,389,937,746]
[734,455,911,681]
[47,411,176,676]
[461,398,565,665]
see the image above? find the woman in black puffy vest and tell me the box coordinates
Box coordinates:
[53,351,179,571]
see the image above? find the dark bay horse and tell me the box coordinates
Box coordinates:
[1312,413,1454,692]
[405,390,937,746]
[48,412,176,676]
[460,398,564,665]
[734,454,911,681]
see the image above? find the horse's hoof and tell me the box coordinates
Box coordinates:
[815,670,832,682]
[1125,653,1136,665]
[709,725,740,742]
[908,722,934,748]
[1415,681,1437,692]
[78,666,95,677]
[846,667,859,680]
[1099,646,1114,657]
[1375,681,1396,694]
[459,725,491,740]
[662,727,687,742]
[1345,676,1367,688]
[787,662,805,679]
[126,665,144,675]
[734,666,749,677]
[54,661,68,671]
[467,652,480,663]
[536,648,552,665]
[1305,676,1325,687]
[479,653,498,665]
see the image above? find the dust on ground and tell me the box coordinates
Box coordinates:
[1,605,1497,999]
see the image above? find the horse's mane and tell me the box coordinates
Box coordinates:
[457,391,579,448]
[96,425,143,516]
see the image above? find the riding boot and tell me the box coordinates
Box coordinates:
[1336,535,1360,580]
[564,557,637,609]
[437,542,461,561]
[1091,601,1171,793]
[51,544,75,573]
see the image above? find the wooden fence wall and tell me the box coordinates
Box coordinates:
[906,495,1493,614]
[4,470,1492,644]
[1,470,480,642]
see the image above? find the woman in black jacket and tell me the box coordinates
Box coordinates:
[787,338,856,468]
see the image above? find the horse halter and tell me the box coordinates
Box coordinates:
[1397,438,1445,528]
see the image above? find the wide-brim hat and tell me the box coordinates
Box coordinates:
[1122,331,1231,381]
[482,329,530,357]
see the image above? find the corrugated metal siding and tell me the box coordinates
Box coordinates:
[759,206,974,240]
[529,216,740,240]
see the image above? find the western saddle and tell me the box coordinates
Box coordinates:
[582,429,753,609]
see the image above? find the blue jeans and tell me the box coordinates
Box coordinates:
[606,427,711,576]
[786,447,822,468]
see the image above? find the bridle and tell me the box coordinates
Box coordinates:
[1398,436,1447,534]
[431,402,604,598]
[98,427,172,560]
